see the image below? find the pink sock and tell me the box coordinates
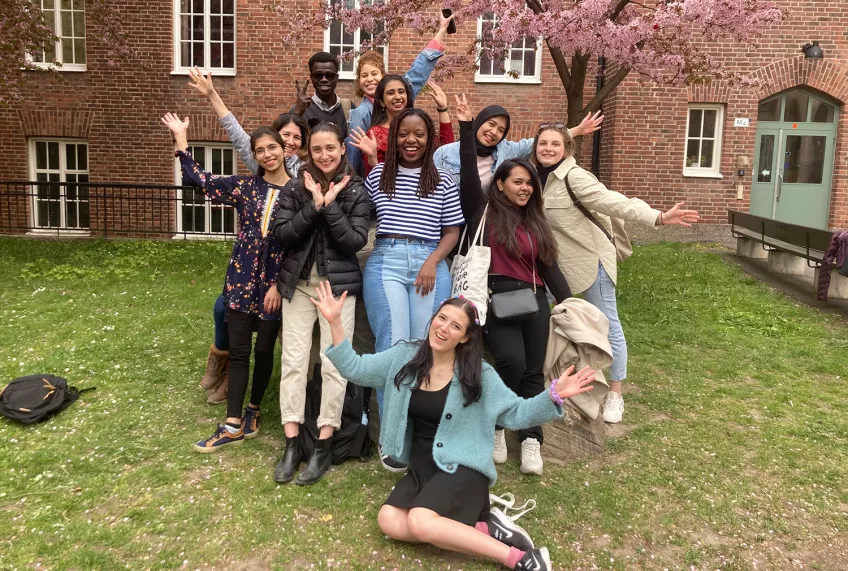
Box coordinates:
[505,546,525,569]
[474,521,490,535]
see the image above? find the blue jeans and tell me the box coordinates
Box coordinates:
[213,294,229,351]
[363,238,451,418]
[582,263,627,382]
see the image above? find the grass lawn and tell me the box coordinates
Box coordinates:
[0,238,846,571]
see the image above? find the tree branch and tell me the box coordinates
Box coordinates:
[610,0,632,21]
[583,66,631,114]
[545,42,572,91]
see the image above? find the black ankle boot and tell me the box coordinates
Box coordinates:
[274,436,302,484]
[296,437,333,486]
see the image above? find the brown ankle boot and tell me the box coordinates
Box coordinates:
[206,362,228,404]
[200,344,229,390]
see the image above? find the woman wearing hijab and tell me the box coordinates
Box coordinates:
[433,108,603,185]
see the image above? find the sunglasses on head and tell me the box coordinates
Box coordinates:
[311,71,338,81]
[538,122,568,130]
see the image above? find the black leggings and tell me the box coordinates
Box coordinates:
[226,308,281,419]
[484,280,551,444]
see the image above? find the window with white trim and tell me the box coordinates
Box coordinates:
[475,13,542,84]
[178,144,237,235]
[29,140,90,230]
[684,104,725,178]
[324,0,387,80]
[30,0,87,70]
[173,0,236,74]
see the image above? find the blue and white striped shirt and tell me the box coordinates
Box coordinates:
[365,163,465,242]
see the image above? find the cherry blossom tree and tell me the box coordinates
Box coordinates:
[1,0,132,102]
[270,0,785,130]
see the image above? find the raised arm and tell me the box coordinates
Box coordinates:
[403,12,450,97]
[161,113,242,207]
[455,94,485,222]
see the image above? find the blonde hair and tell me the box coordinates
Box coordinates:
[530,123,576,165]
[355,51,385,99]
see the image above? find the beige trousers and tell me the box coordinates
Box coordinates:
[279,265,356,429]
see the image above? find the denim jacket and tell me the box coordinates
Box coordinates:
[345,40,445,176]
[433,136,535,182]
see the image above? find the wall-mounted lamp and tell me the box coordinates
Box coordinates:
[802,41,824,60]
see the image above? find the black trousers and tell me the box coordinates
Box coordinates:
[226,308,281,419]
[484,279,551,444]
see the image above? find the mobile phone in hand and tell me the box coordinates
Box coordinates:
[442,9,457,34]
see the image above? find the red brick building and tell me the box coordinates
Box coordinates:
[0,0,845,237]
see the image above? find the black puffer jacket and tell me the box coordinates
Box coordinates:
[272,173,370,300]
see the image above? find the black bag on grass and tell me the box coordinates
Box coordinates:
[0,374,95,424]
[298,363,372,464]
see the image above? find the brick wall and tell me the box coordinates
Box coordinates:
[0,0,845,231]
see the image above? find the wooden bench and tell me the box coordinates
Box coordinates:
[728,209,846,299]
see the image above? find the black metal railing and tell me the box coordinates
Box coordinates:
[0,180,238,239]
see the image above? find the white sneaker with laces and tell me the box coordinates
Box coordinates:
[603,391,625,424]
[493,429,507,464]
[519,438,543,475]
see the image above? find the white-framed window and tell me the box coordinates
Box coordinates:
[683,104,725,178]
[177,144,237,236]
[324,0,387,80]
[172,0,236,75]
[475,13,542,84]
[29,0,87,71]
[28,139,90,230]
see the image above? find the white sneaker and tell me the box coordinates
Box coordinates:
[519,438,543,475]
[493,429,507,464]
[603,391,625,424]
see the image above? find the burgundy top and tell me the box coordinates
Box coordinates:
[488,224,543,286]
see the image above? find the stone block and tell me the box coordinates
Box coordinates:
[767,250,811,276]
[736,237,768,260]
[814,267,848,300]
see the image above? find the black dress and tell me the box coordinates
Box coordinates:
[383,383,490,526]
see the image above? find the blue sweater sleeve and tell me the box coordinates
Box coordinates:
[404,44,444,97]
[324,339,409,389]
[485,364,563,428]
[498,137,535,161]
[346,103,371,177]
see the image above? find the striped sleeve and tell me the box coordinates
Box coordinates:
[439,170,465,227]
[365,162,384,204]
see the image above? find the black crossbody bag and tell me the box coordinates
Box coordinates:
[489,229,540,321]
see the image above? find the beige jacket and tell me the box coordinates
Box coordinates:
[543,157,661,293]
[543,298,613,420]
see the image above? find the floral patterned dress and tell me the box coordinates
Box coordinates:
[177,150,288,320]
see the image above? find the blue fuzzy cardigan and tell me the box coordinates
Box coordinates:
[324,339,563,485]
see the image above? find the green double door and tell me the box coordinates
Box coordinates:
[750,89,838,229]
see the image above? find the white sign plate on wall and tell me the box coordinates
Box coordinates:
[734,118,750,127]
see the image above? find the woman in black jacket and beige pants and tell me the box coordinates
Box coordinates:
[271,122,371,486]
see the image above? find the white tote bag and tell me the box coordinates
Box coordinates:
[450,205,491,325]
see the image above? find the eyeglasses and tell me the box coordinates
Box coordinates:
[311,71,338,81]
[254,143,282,158]
[538,122,568,130]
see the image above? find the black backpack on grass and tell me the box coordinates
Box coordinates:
[0,375,95,424]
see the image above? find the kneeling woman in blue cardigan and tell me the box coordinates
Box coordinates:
[311,281,595,571]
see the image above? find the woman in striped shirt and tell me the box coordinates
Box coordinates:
[363,108,465,471]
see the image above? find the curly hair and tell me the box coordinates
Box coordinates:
[380,108,440,199]
[354,51,385,99]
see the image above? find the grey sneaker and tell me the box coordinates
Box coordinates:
[514,547,551,571]
[603,391,624,424]
[479,508,534,551]
[493,429,507,464]
[520,438,543,475]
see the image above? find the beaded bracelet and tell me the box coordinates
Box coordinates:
[549,379,564,406]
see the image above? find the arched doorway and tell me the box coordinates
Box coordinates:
[750,88,839,229]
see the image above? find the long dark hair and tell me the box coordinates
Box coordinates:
[393,298,484,406]
[370,74,414,129]
[302,122,352,192]
[272,113,311,162]
[486,159,558,266]
[250,127,290,177]
[380,108,440,199]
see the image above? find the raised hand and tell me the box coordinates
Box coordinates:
[187,66,216,98]
[350,127,378,159]
[661,202,700,227]
[571,110,604,137]
[438,9,454,33]
[302,172,324,209]
[294,79,312,115]
[160,112,190,136]
[553,365,596,400]
[323,175,351,205]
[454,94,472,122]
[309,280,347,325]
[426,80,448,109]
